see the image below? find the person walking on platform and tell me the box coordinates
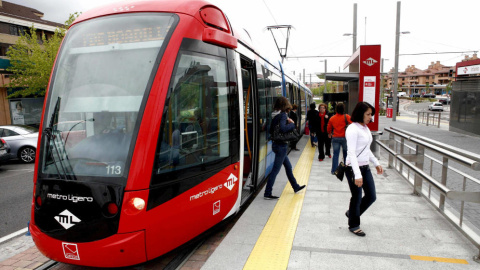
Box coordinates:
[306,103,319,147]
[327,103,351,174]
[345,102,383,236]
[265,97,306,200]
[317,103,331,161]
[289,104,300,151]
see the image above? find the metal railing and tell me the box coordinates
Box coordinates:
[377,127,480,262]
[417,111,441,128]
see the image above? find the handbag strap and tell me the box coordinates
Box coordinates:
[357,144,368,157]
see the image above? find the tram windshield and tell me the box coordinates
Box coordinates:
[40,13,177,182]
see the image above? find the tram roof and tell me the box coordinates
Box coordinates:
[73,0,223,26]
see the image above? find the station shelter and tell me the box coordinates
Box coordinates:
[324,45,381,131]
[450,58,480,136]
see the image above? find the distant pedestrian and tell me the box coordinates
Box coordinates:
[317,103,331,161]
[265,97,306,200]
[289,104,300,151]
[345,101,383,237]
[327,103,351,174]
[306,103,319,147]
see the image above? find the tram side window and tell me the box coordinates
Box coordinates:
[153,52,231,182]
[300,90,306,120]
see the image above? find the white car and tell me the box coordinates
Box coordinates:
[0,125,38,163]
[428,102,443,111]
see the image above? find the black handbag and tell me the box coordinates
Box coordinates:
[334,144,368,181]
[272,123,300,143]
[334,162,348,181]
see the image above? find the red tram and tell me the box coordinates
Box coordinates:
[30,0,312,267]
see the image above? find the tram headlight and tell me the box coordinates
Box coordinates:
[127,197,145,213]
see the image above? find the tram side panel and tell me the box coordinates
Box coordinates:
[142,37,242,259]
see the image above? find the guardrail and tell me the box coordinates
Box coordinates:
[417,111,441,128]
[377,127,480,262]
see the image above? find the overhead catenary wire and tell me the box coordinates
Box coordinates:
[399,51,478,56]
[262,0,306,71]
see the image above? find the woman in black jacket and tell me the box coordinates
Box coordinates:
[317,103,331,161]
[289,104,300,150]
[265,97,306,199]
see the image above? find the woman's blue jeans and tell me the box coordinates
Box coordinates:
[346,166,377,231]
[331,137,347,174]
[264,143,300,196]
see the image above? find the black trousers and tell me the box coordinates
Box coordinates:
[317,132,331,159]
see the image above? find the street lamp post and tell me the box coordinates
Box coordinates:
[392,1,410,121]
[343,3,358,54]
[320,60,327,93]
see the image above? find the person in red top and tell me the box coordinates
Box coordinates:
[327,103,352,174]
[317,103,331,161]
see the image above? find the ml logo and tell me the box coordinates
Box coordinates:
[224,173,238,191]
[55,209,81,230]
[363,57,378,66]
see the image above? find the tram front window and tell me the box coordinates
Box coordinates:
[40,13,177,182]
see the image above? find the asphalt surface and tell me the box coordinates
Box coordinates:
[403,99,451,121]
[0,160,34,238]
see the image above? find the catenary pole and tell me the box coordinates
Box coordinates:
[392,1,401,121]
[353,3,357,53]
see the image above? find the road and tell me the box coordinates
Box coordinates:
[403,99,450,121]
[0,160,34,238]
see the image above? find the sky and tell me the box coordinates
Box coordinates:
[6,0,480,83]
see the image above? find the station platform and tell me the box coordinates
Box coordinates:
[202,134,480,270]
[1,113,480,270]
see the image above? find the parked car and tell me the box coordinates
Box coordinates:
[397,92,407,97]
[0,138,11,164]
[428,102,444,111]
[0,125,38,163]
[411,93,421,98]
[422,93,436,98]
[439,97,451,105]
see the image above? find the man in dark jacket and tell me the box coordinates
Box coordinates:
[306,103,320,147]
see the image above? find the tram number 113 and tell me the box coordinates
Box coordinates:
[106,165,122,175]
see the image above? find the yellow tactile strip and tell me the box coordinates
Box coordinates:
[244,141,315,270]
[410,255,469,264]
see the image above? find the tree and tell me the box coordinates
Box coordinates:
[6,13,80,98]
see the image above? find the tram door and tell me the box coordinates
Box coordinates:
[255,62,268,186]
[240,57,257,201]
[288,83,300,131]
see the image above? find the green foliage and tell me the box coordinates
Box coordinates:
[311,87,321,96]
[6,13,81,98]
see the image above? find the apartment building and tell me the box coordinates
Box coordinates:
[384,60,460,96]
[0,0,62,126]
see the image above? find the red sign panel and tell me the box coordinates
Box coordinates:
[358,45,381,131]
